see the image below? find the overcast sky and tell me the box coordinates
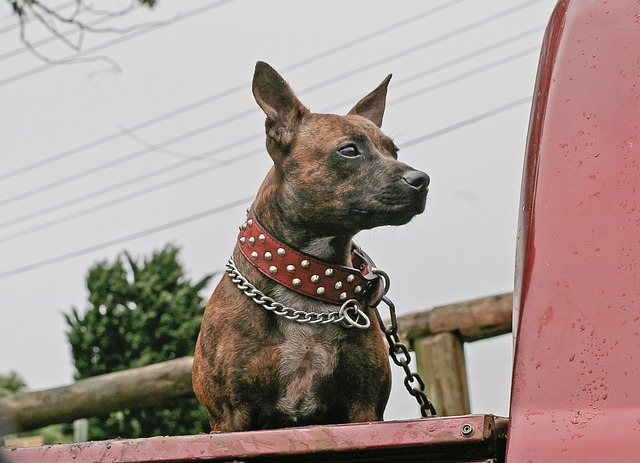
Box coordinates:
[0,0,557,420]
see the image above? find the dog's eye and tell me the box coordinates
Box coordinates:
[392,144,400,159]
[338,144,360,157]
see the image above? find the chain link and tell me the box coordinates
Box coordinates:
[372,271,437,418]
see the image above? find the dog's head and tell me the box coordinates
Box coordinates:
[252,61,428,236]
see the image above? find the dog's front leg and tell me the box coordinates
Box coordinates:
[346,405,384,423]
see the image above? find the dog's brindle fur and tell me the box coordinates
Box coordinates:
[192,62,429,432]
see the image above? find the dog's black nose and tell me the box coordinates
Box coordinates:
[402,170,430,191]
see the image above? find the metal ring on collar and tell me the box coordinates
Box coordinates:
[369,267,390,307]
[339,299,371,329]
[371,268,390,295]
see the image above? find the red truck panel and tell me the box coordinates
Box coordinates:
[507,0,640,460]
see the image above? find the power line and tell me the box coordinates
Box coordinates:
[0,133,261,228]
[0,107,255,207]
[276,0,469,74]
[323,26,542,113]
[0,0,234,88]
[0,26,544,230]
[393,25,543,88]
[0,145,263,242]
[402,97,531,149]
[390,46,538,107]
[0,0,544,207]
[0,84,246,182]
[0,95,531,279]
[0,0,471,181]
[0,195,254,279]
[299,0,544,95]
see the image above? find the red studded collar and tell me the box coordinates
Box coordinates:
[236,209,382,305]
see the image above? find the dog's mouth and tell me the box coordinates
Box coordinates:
[349,193,427,226]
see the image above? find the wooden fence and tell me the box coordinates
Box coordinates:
[0,293,512,433]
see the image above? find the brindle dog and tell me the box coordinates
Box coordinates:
[192,62,429,432]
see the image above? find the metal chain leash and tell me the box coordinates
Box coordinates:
[371,270,437,418]
[226,257,371,329]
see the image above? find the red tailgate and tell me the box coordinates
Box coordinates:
[507,0,640,460]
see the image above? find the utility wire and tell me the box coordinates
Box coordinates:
[0,107,255,207]
[0,0,234,88]
[0,26,544,230]
[323,27,542,113]
[296,0,543,95]
[0,95,531,279]
[402,97,531,149]
[0,0,477,181]
[0,133,262,228]
[276,0,469,74]
[0,144,263,241]
[0,1,543,206]
[390,46,538,107]
[0,195,254,279]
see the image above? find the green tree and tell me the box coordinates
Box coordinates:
[0,372,26,397]
[64,245,213,439]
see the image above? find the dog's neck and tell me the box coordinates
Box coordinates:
[252,180,355,266]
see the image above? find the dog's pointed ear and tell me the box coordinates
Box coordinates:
[252,61,308,148]
[347,74,392,128]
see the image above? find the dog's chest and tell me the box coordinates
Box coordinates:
[277,322,341,378]
[271,288,347,417]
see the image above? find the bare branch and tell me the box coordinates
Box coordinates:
[6,0,166,69]
[0,1,131,61]
[27,0,169,35]
[17,3,121,73]
[79,1,137,18]
[26,1,81,52]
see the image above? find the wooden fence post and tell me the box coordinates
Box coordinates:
[413,332,470,416]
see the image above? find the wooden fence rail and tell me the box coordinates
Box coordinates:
[398,293,513,343]
[0,358,194,433]
[0,293,513,433]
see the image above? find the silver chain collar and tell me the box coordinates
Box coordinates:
[225,256,371,329]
